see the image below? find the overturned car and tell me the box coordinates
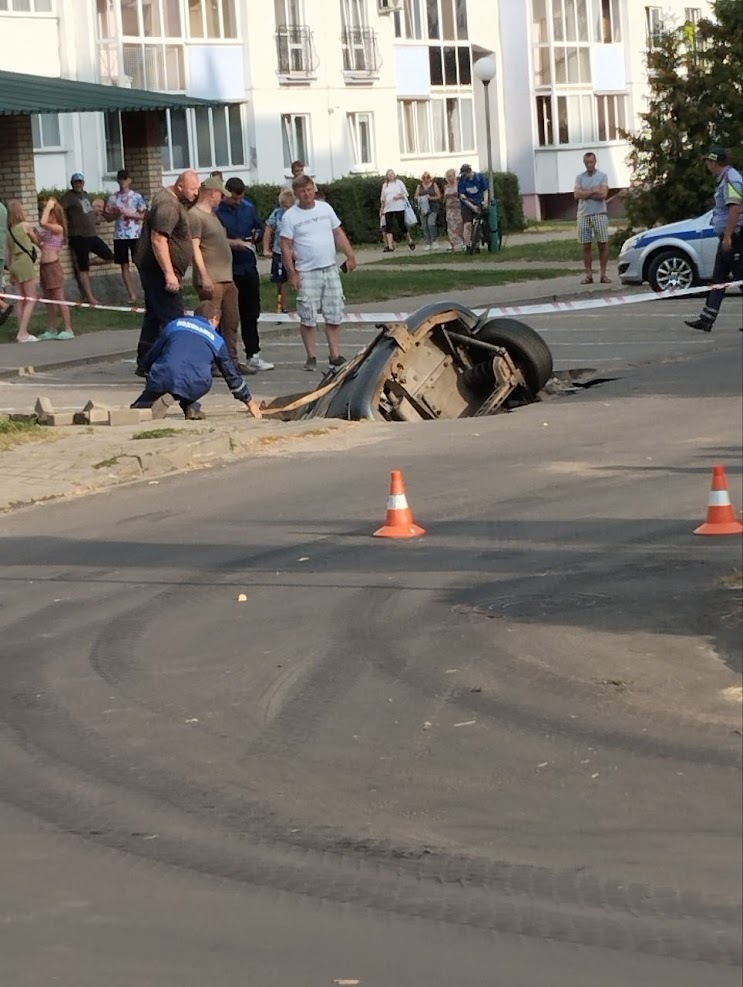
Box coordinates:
[262,302,553,422]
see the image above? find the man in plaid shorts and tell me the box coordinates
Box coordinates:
[574,152,610,284]
[280,174,356,372]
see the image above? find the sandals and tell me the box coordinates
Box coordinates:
[580,276,593,284]
[600,275,612,283]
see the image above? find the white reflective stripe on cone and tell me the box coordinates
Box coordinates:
[387,494,409,510]
[709,491,732,506]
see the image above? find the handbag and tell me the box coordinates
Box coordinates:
[417,194,430,216]
[9,225,37,264]
[403,200,418,228]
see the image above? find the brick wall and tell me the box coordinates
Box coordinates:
[0,116,39,222]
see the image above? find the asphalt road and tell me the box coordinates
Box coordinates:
[1,295,741,415]
[0,334,741,985]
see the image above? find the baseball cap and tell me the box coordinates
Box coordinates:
[460,162,472,172]
[70,172,84,184]
[116,169,130,181]
[704,144,728,162]
[201,176,226,194]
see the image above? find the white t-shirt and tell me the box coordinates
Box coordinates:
[381,179,407,213]
[280,200,341,272]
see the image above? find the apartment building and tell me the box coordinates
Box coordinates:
[0,0,713,217]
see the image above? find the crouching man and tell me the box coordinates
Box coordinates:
[131,301,262,421]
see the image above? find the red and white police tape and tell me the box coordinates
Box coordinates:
[1,279,741,324]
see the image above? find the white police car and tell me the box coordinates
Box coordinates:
[618,211,719,292]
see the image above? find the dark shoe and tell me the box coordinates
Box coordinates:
[135,365,147,378]
[329,355,346,369]
[304,356,317,371]
[408,241,416,250]
[151,395,174,420]
[383,247,393,253]
[0,303,13,327]
[684,318,713,333]
[184,406,206,421]
[237,361,258,375]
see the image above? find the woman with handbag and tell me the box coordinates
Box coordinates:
[6,199,40,343]
[379,169,415,253]
[414,172,442,250]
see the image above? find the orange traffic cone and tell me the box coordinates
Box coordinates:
[373,470,426,539]
[693,465,743,535]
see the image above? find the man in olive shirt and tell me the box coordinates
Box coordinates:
[188,176,242,368]
[61,173,115,305]
[134,169,201,373]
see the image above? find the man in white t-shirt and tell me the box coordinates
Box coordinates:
[280,175,356,372]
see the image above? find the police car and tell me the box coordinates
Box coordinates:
[617,211,719,292]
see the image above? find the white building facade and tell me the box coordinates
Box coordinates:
[0,0,713,217]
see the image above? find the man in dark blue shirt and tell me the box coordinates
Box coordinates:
[457,163,489,251]
[130,301,262,420]
[216,178,273,373]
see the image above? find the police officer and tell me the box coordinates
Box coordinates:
[685,145,743,333]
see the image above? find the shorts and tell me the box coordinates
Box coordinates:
[296,266,345,327]
[114,238,139,265]
[69,235,114,272]
[270,253,288,284]
[461,203,482,224]
[384,210,407,237]
[40,259,65,292]
[578,214,609,244]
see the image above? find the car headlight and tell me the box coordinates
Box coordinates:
[620,235,640,253]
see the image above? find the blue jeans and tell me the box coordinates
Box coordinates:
[422,209,438,246]
[136,266,185,367]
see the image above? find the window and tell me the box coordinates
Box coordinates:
[595,93,626,141]
[103,111,125,173]
[123,42,185,89]
[281,113,311,168]
[394,0,424,39]
[194,104,245,169]
[397,97,474,154]
[341,0,380,75]
[645,6,663,49]
[594,0,621,43]
[347,112,375,168]
[116,0,182,37]
[161,107,190,171]
[685,6,701,24]
[188,0,236,38]
[0,0,53,10]
[396,0,467,40]
[31,113,61,149]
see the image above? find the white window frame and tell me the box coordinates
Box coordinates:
[595,92,626,141]
[397,96,475,156]
[594,0,621,43]
[31,113,63,151]
[275,0,303,28]
[103,110,125,174]
[645,6,663,50]
[160,106,191,173]
[281,113,312,169]
[0,0,54,11]
[188,0,237,40]
[347,111,375,169]
[193,103,246,170]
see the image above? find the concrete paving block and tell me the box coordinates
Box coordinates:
[9,412,38,423]
[44,412,76,427]
[74,407,110,425]
[136,408,153,422]
[107,408,143,426]
[34,396,54,418]
[83,399,109,412]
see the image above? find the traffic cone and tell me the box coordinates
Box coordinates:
[693,465,743,535]
[373,470,426,539]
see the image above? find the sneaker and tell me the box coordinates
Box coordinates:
[151,394,174,420]
[424,244,432,251]
[684,317,713,333]
[329,355,346,369]
[0,304,13,327]
[304,356,317,371]
[184,406,206,421]
[56,330,75,340]
[383,246,393,254]
[17,334,38,342]
[408,241,416,250]
[37,330,60,341]
[247,355,275,372]
[237,361,258,375]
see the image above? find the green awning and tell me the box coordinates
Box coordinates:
[0,69,220,116]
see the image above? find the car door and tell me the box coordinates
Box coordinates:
[697,211,717,279]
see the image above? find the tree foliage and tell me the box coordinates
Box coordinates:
[620,0,743,234]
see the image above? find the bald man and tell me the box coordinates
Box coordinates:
[134,169,201,374]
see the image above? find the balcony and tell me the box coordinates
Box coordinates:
[276,25,318,83]
[341,27,381,81]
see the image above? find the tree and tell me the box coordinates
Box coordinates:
[620,0,743,234]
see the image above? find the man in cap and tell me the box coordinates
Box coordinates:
[61,173,115,306]
[457,163,489,250]
[188,176,243,369]
[685,145,743,333]
[105,169,147,304]
[134,169,201,374]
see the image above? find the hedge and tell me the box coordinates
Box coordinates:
[38,170,527,245]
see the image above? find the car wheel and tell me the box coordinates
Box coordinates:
[469,318,554,396]
[646,250,697,292]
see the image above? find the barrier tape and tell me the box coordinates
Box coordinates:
[1,279,741,325]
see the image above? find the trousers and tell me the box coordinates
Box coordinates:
[701,231,743,323]
[136,266,185,366]
[234,271,262,358]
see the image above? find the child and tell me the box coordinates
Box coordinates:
[131,301,262,421]
[37,196,75,339]
[263,188,295,313]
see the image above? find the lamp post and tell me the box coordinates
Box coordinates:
[473,55,497,198]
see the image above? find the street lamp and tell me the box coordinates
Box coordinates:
[473,55,497,198]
